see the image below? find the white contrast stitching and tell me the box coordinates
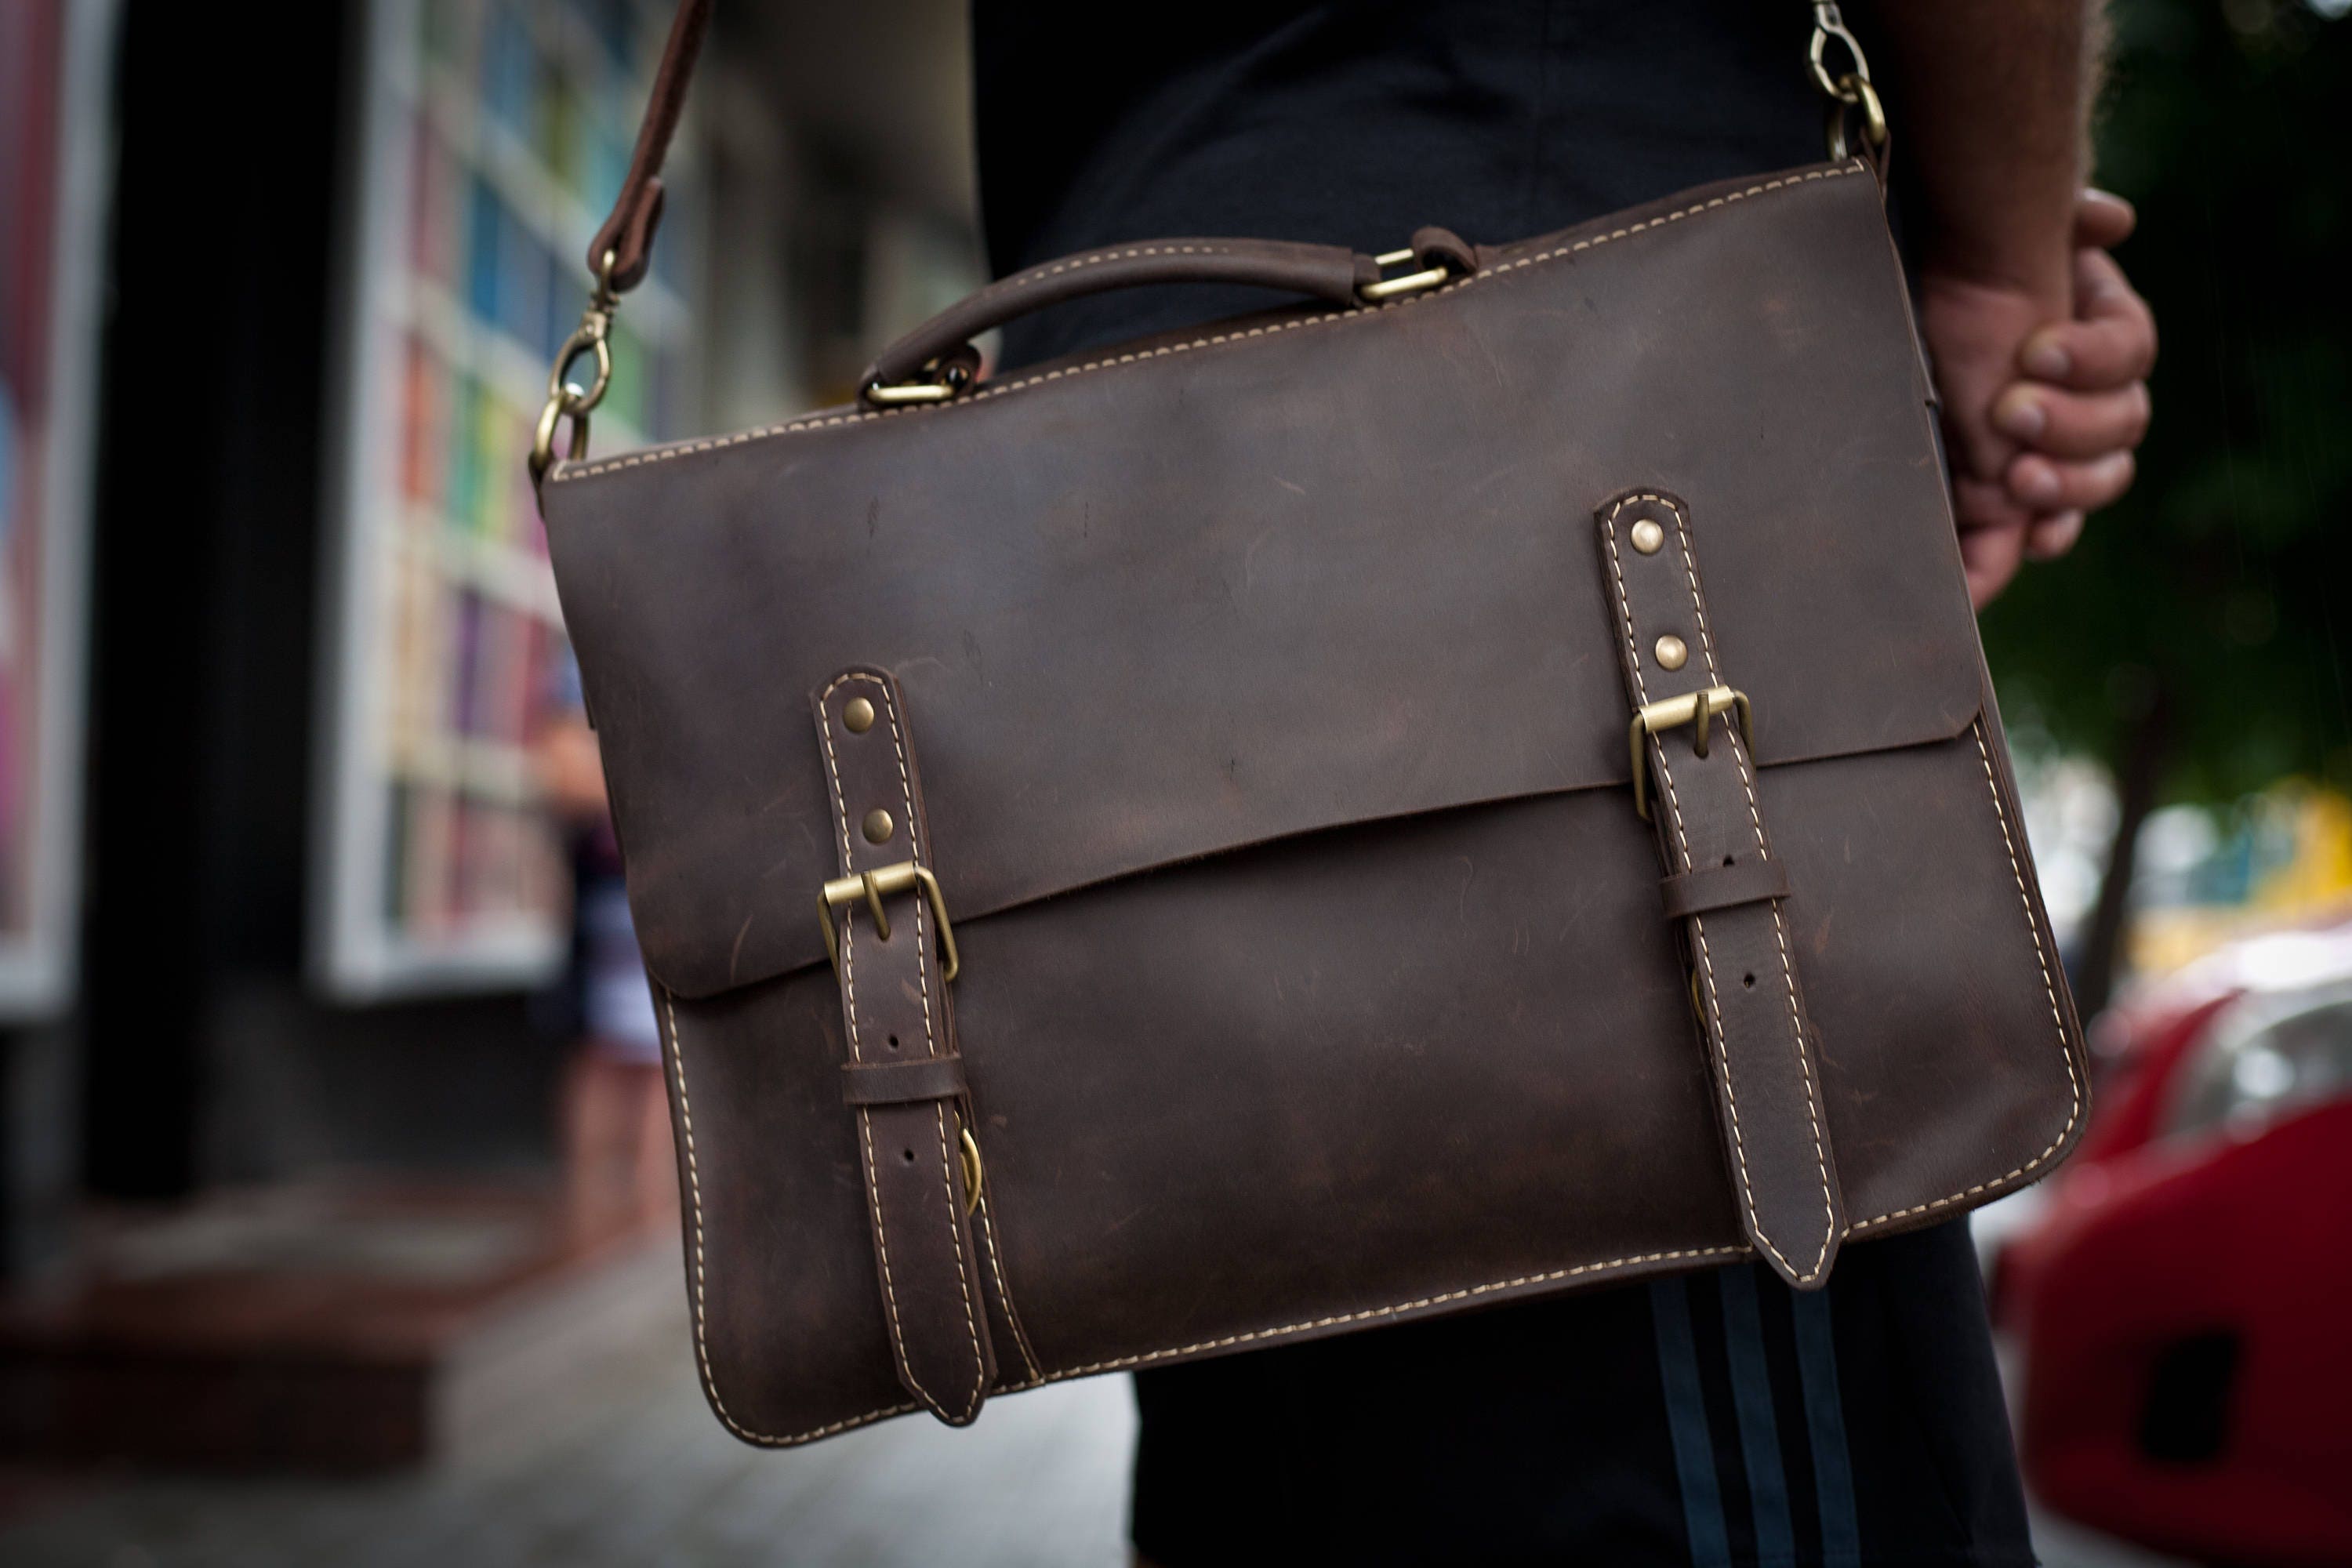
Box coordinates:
[1663,499,1837,1284]
[551,166,1865,483]
[872,680,992,1419]
[1051,1245,1746,1377]
[1846,722,2083,1230]
[992,242,1240,294]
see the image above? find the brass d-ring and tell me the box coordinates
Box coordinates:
[529,387,592,485]
[1825,74,1889,161]
[958,1127,984,1215]
[528,249,622,488]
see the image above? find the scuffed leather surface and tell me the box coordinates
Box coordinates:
[547,162,1984,1004]
[651,726,2080,1445]
[546,160,2088,1446]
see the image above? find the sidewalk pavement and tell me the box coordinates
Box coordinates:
[0,1241,1134,1568]
[0,1237,2183,1567]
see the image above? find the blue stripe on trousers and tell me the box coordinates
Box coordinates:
[1650,1276,1733,1568]
[1791,1288,1863,1566]
[1719,1265,1796,1566]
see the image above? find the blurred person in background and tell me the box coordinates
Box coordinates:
[970,3,2157,1563]
[533,646,675,1243]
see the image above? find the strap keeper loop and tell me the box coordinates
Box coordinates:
[841,1054,971,1107]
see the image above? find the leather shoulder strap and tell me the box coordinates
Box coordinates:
[589,0,711,292]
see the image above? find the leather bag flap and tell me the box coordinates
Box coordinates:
[543,162,1986,1002]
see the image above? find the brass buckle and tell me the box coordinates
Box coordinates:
[816,860,960,982]
[863,358,975,407]
[1359,245,1455,303]
[1628,685,1754,822]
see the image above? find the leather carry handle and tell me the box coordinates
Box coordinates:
[857,238,1475,397]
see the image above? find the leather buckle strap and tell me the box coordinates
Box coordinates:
[1595,492,1846,1288]
[1629,685,1752,823]
[818,861,960,982]
[813,669,996,1423]
[841,1054,971,1108]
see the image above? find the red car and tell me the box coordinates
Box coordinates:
[1995,920,2352,1565]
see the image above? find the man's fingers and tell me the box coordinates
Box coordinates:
[2074,246,2152,325]
[2073,188,2136,249]
[1992,379,2151,459]
[1952,473,2033,608]
[2005,450,2136,513]
[2024,510,2086,561]
[2020,252,2158,388]
[1958,518,2027,608]
[1954,470,2035,534]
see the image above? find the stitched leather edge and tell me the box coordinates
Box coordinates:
[550,165,1869,484]
[1845,720,2083,1230]
[659,985,916,1446]
[973,1194,1044,1387]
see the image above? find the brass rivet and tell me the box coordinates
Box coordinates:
[843,697,875,733]
[862,808,895,844]
[1654,633,1689,671]
[1629,518,1665,555]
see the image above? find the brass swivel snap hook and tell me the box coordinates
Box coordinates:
[528,249,622,489]
[1809,3,1890,162]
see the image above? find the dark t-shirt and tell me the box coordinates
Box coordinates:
[970,7,2027,1564]
[974,0,1827,368]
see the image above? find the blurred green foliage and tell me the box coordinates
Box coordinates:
[1980,0,2352,800]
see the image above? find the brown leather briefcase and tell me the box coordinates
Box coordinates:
[528,2,2087,1444]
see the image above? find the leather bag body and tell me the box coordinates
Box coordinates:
[537,145,2089,1444]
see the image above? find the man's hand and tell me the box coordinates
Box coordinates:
[1864,2,2127,606]
[1997,191,2156,561]
[1922,190,2157,607]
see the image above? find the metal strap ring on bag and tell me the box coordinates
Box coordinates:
[1808,3,1874,103]
[529,249,622,486]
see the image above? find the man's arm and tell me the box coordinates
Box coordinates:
[1871,2,2103,306]
[1862,2,2145,606]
